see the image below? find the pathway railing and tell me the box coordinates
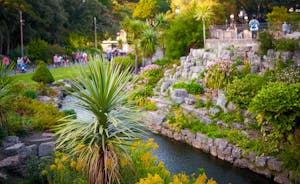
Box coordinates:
[209,22,300,40]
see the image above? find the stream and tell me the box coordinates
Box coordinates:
[61,96,275,184]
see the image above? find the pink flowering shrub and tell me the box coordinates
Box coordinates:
[140,64,160,74]
[139,64,162,86]
[204,58,236,89]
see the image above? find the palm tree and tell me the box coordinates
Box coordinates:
[194,0,215,47]
[54,59,144,184]
[121,18,147,74]
[140,28,157,66]
[154,13,169,56]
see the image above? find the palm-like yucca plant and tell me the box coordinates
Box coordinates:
[54,59,144,184]
[194,0,215,46]
[140,28,157,63]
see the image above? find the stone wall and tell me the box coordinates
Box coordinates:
[145,114,292,184]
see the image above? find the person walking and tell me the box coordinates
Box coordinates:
[249,15,259,39]
[282,22,289,36]
[2,56,9,71]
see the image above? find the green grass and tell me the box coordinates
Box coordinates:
[11,65,82,85]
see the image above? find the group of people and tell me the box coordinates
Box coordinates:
[17,56,30,73]
[71,52,88,64]
[105,48,124,62]
[53,54,69,67]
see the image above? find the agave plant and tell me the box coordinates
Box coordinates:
[54,59,144,184]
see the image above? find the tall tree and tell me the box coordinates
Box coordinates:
[55,59,143,184]
[122,18,148,73]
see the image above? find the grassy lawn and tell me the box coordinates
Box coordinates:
[11,65,82,85]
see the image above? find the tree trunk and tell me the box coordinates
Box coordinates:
[6,33,10,55]
[135,45,139,74]
[203,21,206,48]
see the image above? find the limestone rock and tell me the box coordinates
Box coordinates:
[234,158,251,169]
[274,172,290,184]
[38,142,55,157]
[216,90,227,112]
[232,146,241,159]
[267,157,283,172]
[255,156,267,167]
[209,107,220,116]
[0,155,20,168]
[214,138,228,151]
[4,143,25,156]
[161,80,173,93]
[232,123,245,130]
[2,136,20,148]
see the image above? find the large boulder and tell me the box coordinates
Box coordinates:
[38,142,55,157]
[171,89,188,104]
[2,136,20,148]
[0,155,21,169]
[267,157,283,172]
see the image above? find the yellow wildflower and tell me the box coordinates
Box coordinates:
[50,164,56,170]
[207,179,217,184]
[61,155,68,162]
[194,173,207,184]
[54,158,59,164]
[57,163,64,170]
[41,170,48,175]
[171,173,189,184]
[120,157,127,167]
[70,160,76,168]
[137,174,164,184]
[157,161,164,169]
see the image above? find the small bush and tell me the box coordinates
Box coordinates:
[32,61,55,84]
[172,80,204,95]
[62,109,77,119]
[249,82,300,143]
[11,97,64,130]
[153,58,169,66]
[274,38,299,51]
[113,56,134,71]
[258,31,274,55]
[23,89,37,99]
[226,74,266,109]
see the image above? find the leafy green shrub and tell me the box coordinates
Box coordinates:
[140,65,163,86]
[226,74,266,109]
[62,109,77,119]
[27,38,49,61]
[274,38,299,51]
[172,80,204,95]
[23,89,37,99]
[113,56,134,71]
[32,61,55,84]
[275,66,300,84]
[153,58,170,66]
[6,112,31,136]
[23,156,49,184]
[249,82,300,142]
[258,31,274,55]
[11,97,64,130]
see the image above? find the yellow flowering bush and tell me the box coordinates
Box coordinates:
[43,152,87,184]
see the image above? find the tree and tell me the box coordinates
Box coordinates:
[165,12,203,59]
[31,61,54,84]
[122,18,148,73]
[54,59,143,184]
[133,0,158,20]
[154,13,169,56]
[266,6,288,23]
[194,0,215,47]
[140,28,157,65]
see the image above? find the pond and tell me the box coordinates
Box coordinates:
[61,96,275,184]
